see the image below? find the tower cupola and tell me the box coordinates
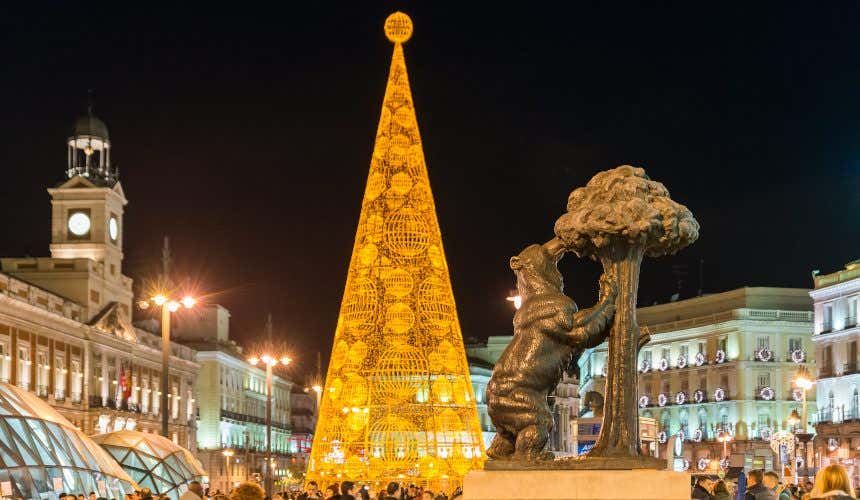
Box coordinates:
[66,100,117,185]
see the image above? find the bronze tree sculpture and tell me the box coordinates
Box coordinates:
[554,165,699,460]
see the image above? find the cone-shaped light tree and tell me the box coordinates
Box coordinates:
[554,165,699,459]
[306,12,484,490]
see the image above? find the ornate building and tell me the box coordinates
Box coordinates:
[0,108,198,448]
[172,305,294,494]
[579,287,815,472]
[307,12,484,490]
[811,259,860,481]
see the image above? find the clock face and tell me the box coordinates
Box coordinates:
[68,212,91,236]
[108,217,119,241]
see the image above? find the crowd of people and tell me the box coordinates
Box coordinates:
[691,464,856,500]
[282,480,460,500]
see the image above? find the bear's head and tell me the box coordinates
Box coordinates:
[510,244,565,298]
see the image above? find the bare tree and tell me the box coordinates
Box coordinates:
[554,165,699,459]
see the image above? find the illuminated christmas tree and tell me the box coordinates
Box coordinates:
[306,11,485,490]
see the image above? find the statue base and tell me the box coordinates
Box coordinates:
[463,468,689,500]
[483,454,667,471]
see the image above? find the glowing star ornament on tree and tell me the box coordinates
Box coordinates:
[307,12,484,489]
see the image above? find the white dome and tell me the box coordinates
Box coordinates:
[0,382,137,499]
[91,430,207,500]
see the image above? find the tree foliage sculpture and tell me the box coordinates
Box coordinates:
[554,165,699,459]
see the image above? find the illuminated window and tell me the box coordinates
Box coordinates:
[54,354,65,399]
[17,345,30,389]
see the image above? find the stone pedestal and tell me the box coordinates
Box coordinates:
[463,469,690,500]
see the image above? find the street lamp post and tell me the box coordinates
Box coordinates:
[248,353,291,497]
[793,368,815,484]
[717,430,733,460]
[222,449,235,493]
[139,294,196,437]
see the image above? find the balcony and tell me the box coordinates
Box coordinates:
[845,362,859,375]
[819,366,836,379]
[36,385,48,398]
[71,392,81,404]
[54,390,65,402]
[847,316,859,329]
[819,322,833,334]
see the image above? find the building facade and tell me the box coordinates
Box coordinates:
[0,110,198,448]
[174,305,295,494]
[579,287,815,472]
[811,259,860,481]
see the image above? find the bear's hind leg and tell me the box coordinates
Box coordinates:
[487,431,515,459]
[512,424,552,461]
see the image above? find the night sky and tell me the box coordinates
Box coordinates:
[2,3,859,379]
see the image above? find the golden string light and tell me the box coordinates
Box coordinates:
[306,11,484,491]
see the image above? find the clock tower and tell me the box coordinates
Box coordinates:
[49,107,126,274]
[3,106,133,322]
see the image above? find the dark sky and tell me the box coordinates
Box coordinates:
[2,2,859,379]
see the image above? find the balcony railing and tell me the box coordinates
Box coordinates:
[845,362,859,375]
[36,385,48,398]
[819,366,836,378]
[819,322,833,333]
[54,390,65,402]
[71,392,81,404]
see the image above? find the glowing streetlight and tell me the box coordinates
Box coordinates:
[506,289,522,310]
[717,430,733,459]
[222,449,235,491]
[248,351,291,496]
[138,292,197,437]
[793,367,814,433]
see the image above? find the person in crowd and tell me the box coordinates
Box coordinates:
[89,491,97,500]
[808,463,856,500]
[140,488,153,500]
[692,476,714,499]
[180,481,204,500]
[762,472,787,500]
[339,482,356,500]
[324,484,339,500]
[420,491,434,500]
[297,482,321,500]
[229,482,265,500]
[382,482,399,500]
[712,480,731,500]
[744,469,776,500]
[78,494,86,500]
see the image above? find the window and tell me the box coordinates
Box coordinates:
[681,380,689,392]
[757,337,770,350]
[644,350,652,363]
[141,377,150,413]
[54,354,65,399]
[824,345,834,371]
[850,342,859,370]
[699,377,707,392]
[661,347,670,360]
[718,337,727,353]
[757,413,770,431]
[824,303,833,330]
[720,408,729,428]
[789,337,802,353]
[644,382,652,397]
[849,297,859,327]
[757,372,771,388]
[680,345,689,358]
[720,373,729,388]
[0,342,8,382]
[70,359,82,402]
[17,345,30,389]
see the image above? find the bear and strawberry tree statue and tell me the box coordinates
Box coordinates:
[485,164,698,469]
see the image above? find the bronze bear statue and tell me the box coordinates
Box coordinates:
[486,239,617,461]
